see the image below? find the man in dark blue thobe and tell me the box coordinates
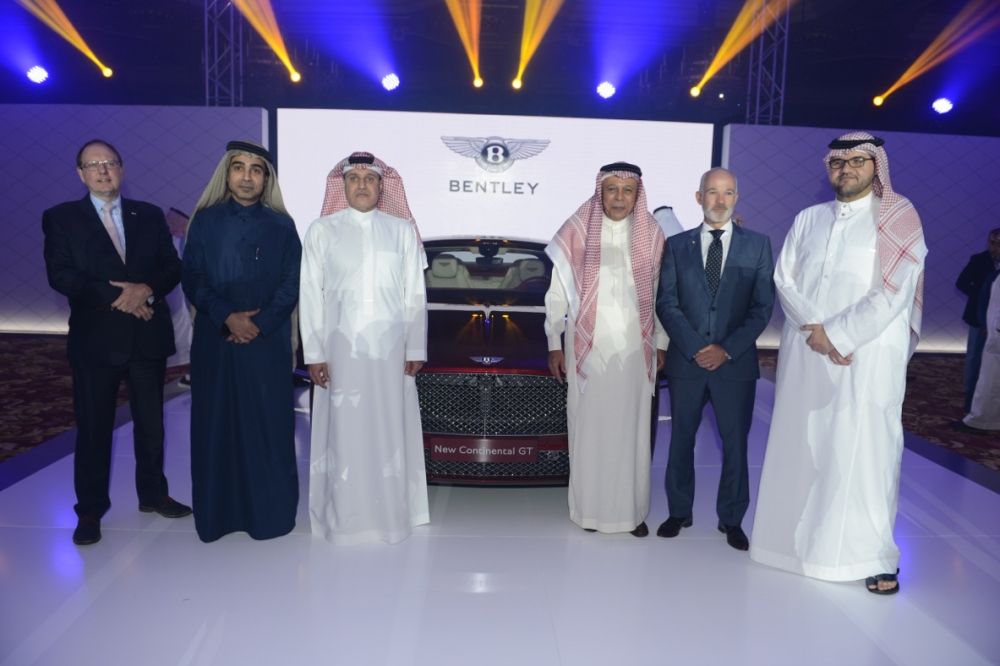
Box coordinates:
[182,140,301,542]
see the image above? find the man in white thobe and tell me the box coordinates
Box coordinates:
[545,161,667,537]
[960,269,1000,431]
[750,132,927,595]
[300,152,429,545]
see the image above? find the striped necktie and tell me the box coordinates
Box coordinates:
[101,202,125,262]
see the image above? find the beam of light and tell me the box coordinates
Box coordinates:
[382,73,399,91]
[13,0,112,76]
[27,65,48,83]
[932,98,954,114]
[596,82,615,99]
[694,0,798,93]
[445,0,482,87]
[232,0,300,82]
[874,0,1000,106]
[588,0,677,95]
[514,0,566,86]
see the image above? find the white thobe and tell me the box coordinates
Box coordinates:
[545,214,668,533]
[300,207,429,545]
[965,275,1000,430]
[750,192,926,581]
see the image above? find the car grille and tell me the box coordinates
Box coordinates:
[416,372,568,436]
[424,450,570,481]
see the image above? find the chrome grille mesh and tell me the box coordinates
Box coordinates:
[416,372,567,436]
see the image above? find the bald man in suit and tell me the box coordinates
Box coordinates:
[655,167,774,551]
[43,139,191,546]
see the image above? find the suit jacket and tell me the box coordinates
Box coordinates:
[43,195,181,367]
[957,250,997,326]
[656,224,775,381]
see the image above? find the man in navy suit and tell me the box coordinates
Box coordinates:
[42,139,192,546]
[655,168,774,550]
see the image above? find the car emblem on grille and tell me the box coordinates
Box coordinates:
[470,356,504,366]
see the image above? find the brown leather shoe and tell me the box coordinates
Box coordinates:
[630,522,649,537]
[718,522,749,551]
[139,496,192,518]
[656,516,692,538]
[73,516,101,545]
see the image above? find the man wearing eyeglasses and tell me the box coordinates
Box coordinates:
[42,139,191,547]
[750,132,927,596]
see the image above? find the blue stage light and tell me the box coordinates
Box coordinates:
[382,73,400,91]
[27,66,48,83]
[596,82,616,99]
[932,98,953,114]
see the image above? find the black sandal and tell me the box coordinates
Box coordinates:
[865,568,900,595]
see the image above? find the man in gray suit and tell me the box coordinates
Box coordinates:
[654,167,775,550]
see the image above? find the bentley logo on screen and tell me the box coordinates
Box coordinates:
[441,135,550,173]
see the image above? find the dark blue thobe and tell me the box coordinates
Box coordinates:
[182,200,301,542]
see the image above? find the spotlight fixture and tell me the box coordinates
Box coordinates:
[932,98,953,114]
[512,79,522,89]
[474,77,483,88]
[718,93,725,99]
[873,96,884,106]
[291,71,301,83]
[26,66,48,83]
[102,67,112,78]
[382,73,400,91]
[690,86,701,97]
[596,82,615,99]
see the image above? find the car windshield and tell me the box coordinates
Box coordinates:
[424,239,553,306]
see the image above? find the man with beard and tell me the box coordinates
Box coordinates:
[655,167,774,551]
[750,133,926,595]
[182,140,301,543]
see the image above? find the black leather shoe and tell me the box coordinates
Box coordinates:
[73,516,101,545]
[139,496,192,518]
[631,522,649,537]
[656,516,692,538]
[718,522,749,551]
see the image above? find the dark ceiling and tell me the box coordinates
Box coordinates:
[3,0,998,139]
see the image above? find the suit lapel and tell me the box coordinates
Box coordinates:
[681,228,712,298]
[717,225,744,294]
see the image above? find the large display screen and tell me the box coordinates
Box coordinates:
[277,109,713,242]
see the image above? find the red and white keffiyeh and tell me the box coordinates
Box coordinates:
[319,152,423,251]
[825,132,926,344]
[546,166,665,390]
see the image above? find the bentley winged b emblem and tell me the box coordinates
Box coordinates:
[470,356,504,366]
[441,135,550,173]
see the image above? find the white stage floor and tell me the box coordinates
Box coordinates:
[1,380,999,666]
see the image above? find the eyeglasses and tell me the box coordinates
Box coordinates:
[80,160,122,171]
[827,157,873,171]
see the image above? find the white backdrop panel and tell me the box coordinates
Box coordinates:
[277,109,713,242]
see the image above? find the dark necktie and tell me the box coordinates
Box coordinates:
[705,229,724,297]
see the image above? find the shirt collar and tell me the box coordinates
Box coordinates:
[835,190,875,212]
[90,193,122,212]
[227,198,263,215]
[700,219,733,235]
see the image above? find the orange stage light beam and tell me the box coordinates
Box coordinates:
[513,0,566,88]
[875,0,1000,105]
[15,0,112,76]
[445,0,483,87]
[232,0,300,82]
[692,0,798,95]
